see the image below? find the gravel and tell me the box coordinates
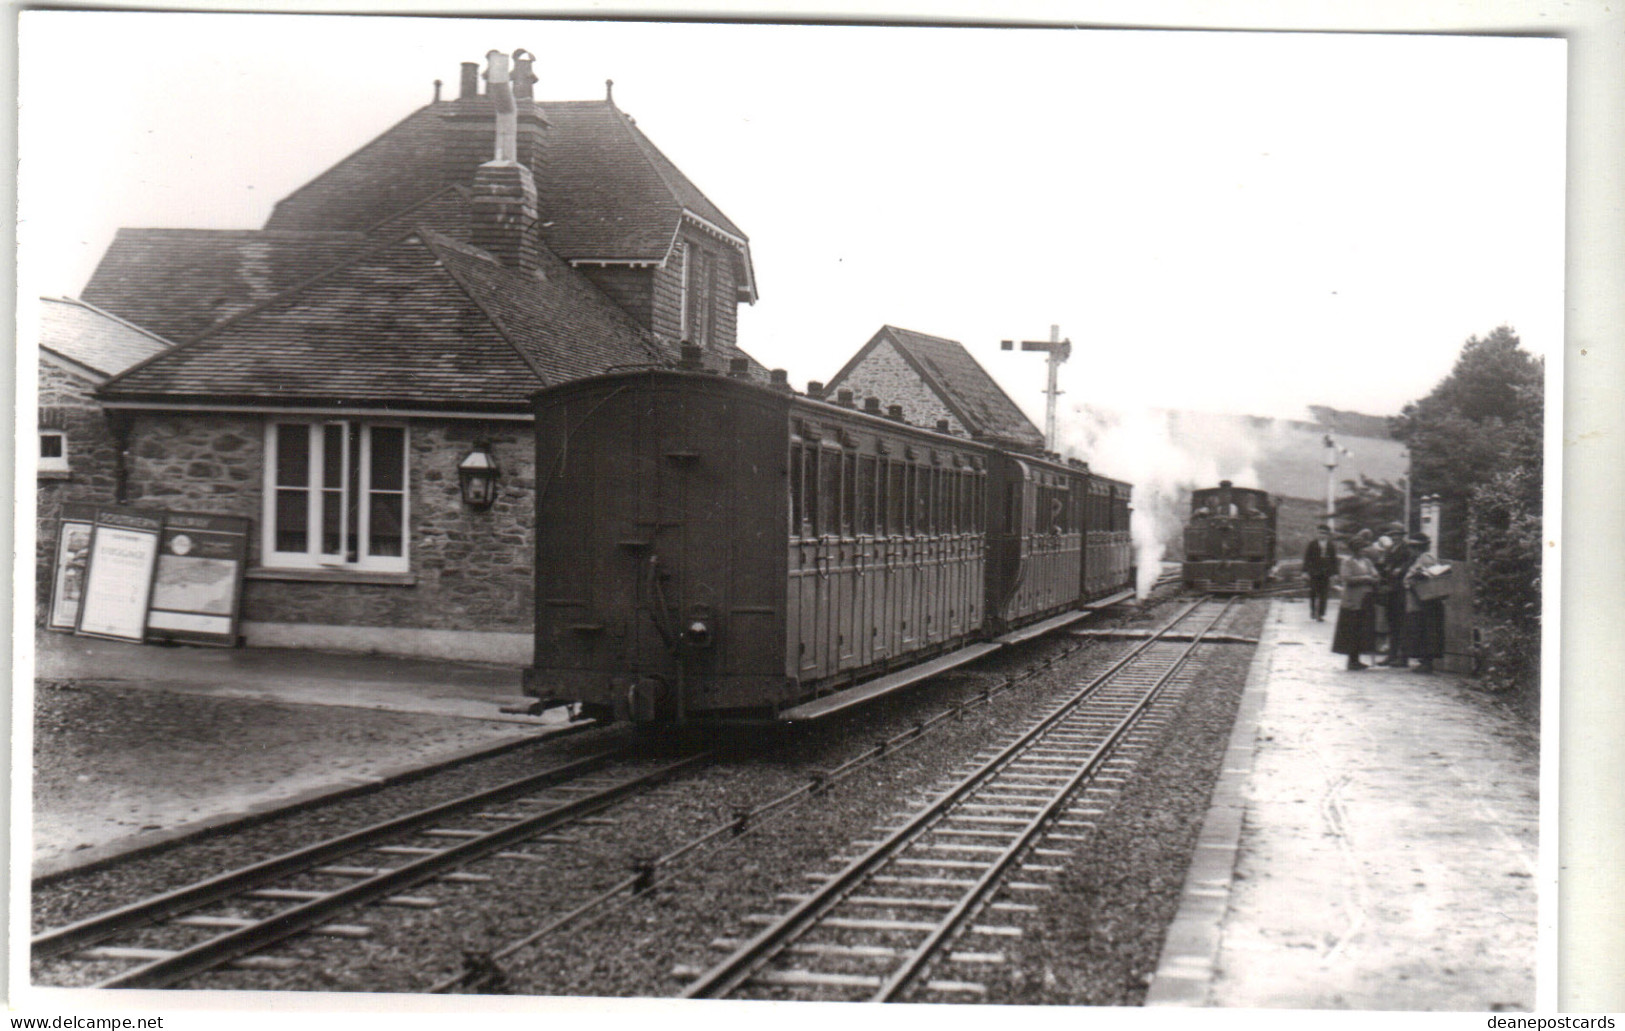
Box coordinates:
[31,679,556,870]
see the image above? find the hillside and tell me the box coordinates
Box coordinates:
[1062,403,1407,576]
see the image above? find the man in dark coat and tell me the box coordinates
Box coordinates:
[1302,525,1338,621]
[1378,530,1414,666]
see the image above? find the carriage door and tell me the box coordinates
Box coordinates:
[789,442,820,681]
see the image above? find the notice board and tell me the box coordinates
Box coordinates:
[47,503,98,631]
[74,507,166,643]
[147,512,250,647]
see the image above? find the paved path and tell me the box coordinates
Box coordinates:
[1148,595,1540,1010]
[33,629,555,724]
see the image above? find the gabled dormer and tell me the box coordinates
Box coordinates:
[262,63,759,363]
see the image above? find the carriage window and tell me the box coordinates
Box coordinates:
[819,446,839,537]
[901,465,914,535]
[858,456,877,535]
[803,447,820,537]
[915,465,931,535]
[897,461,910,533]
[842,453,856,536]
[789,445,803,537]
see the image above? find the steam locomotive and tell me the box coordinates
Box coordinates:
[1181,480,1277,592]
[522,358,1134,725]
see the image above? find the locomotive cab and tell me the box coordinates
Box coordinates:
[1182,480,1277,592]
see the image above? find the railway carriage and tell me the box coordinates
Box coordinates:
[524,360,1134,724]
[1181,480,1277,592]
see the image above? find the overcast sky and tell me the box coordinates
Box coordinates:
[17,12,1566,425]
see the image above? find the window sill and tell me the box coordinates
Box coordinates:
[247,567,417,586]
[37,470,72,481]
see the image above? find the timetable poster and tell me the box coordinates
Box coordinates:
[147,512,249,646]
[46,503,99,631]
[74,507,165,643]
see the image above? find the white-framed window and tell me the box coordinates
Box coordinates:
[677,241,714,347]
[262,420,409,572]
[38,429,69,474]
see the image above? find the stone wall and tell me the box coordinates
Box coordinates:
[829,340,970,436]
[35,358,123,615]
[121,412,536,645]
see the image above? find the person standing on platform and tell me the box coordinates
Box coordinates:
[1378,531,1414,667]
[1302,525,1338,621]
[1403,532,1447,674]
[1332,530,1379,670]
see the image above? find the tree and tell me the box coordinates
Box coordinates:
[1334,474,1404,534]
[1392,326,1543,558]
[1392,326,1543,711]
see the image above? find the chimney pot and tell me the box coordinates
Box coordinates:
[434,79,443,102]
[769,368,791,392]
[680,343,704,370]
[460,62,479,99]
[512,49,537,102]
[837,388,854,407]
[887,405,905,422]
[864,397,882,414]
[806,380,824,399]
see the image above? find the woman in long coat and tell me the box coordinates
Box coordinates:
[1332,534,1380,670]
[1402,533,1447,673]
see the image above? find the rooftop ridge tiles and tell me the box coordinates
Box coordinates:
[415,228,556,388]
[266,104,442,224]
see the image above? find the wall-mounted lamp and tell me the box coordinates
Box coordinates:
[458,441,500,510]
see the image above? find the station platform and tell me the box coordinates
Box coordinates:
[1147,595,1541,1010]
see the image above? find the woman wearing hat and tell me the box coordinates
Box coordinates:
[1331,530,1380,670]
[1402,533,1446,673]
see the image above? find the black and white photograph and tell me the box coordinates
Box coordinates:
[10,2,1619,1021]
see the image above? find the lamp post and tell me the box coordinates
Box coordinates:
[1322,434,1339,530]
[1400,448,1411,533]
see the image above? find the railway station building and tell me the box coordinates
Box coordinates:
[824,326,1047,452]
[49,52,764,663]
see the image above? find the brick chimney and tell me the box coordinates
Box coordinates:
[444,51,548,194]
[470,50,540,272]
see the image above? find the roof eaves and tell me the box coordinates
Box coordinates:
[40,345,111,383]
[680,210,758,304]
[47,295,182,352]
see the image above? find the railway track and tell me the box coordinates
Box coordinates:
[679,594,1236,1002]
[34,589,1192,994]
[32,746,709,989]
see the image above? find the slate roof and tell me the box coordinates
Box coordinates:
[38,297,175,379]
[81,228,370,344]
[828,326,1046,450]
[99,227,667,411]
[265,96,750,274]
